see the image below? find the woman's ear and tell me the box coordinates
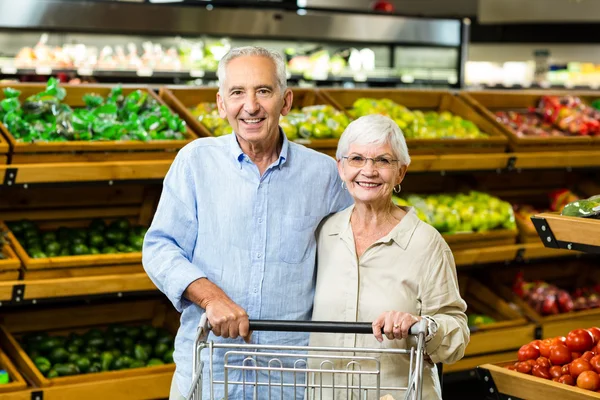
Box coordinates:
[396,164,408,186]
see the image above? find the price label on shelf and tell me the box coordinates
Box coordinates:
[35,66,52,75]
[136,68,154,77]
[1,66,17,74]
[77,68,94,76]
[190,70,205,78]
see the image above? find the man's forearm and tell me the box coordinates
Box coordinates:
[184,277,228,309]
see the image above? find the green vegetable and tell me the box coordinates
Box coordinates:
[54,363,79,376]
[147,358,164,367]
[134,344,149,362]
[100,351,114,372]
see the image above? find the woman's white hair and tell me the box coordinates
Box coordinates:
[336,114,411,166]
[217,46,287,95]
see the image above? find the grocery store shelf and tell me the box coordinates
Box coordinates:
[0,160,172,186]
[514,150,600,170]
[410,153,511,173]
[453,242,578,268]
[0,273,157,305]
[532,213,600,254]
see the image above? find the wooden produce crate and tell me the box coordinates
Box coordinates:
[460,90,598,152]
[443,229,518,251]
[480,362,600,400]
[492,262,600,339]
[532,212,600,252]
[459,276,535,358]
[160,86,341,156]
[0,350,28,393]
[0,131,9,164]
[320,88,509,155]
[0,83,197,164]
[0,299,177,390]
[0,243,21,281]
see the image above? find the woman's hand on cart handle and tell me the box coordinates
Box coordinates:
[372,311,422,342]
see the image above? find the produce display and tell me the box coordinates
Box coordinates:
[467,314,496,328]
[21,324,174,378]
[6,218,147,258]
[393,191,516,234]
[0,78,188,143]
[506,327,600,392]
[350,98,489,139]
[190,103,350,140]
[513,272,600,315]
[496,95,600,137]
[513,189,580,232]
[561,195,600,219]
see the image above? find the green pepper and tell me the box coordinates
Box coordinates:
[3,87,21,98]
[100,351,114,371]
[83,93,104,108]
[1,98,20,112]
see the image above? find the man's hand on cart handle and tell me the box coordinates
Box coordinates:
[185,277,252,342]
[372,311,421,342]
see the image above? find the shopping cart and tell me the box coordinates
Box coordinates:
[186,315,429,400]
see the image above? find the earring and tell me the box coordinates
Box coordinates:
[393,184,401,194]
[341,181,346,190]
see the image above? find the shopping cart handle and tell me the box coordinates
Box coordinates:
[248,319,428,335]
[198,317,428,335]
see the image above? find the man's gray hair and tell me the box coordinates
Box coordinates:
[217,46,287,94]
[336,114,411,166]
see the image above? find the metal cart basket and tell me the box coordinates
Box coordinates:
[187,316,429,400]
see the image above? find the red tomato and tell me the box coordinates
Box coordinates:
[577,370,600,391]
[571,359,593,379]
[549,365,563,379]
[553,336,567,347]
[539,339,554,358]
[572,352,582,360]
[507,365,516,371]
[552,377,560,382]
[532,364,551,379]
[518,344,540,361]
[582,351,595,362]
[590,355,600,373]
[562,364,571,375]
[517,361,533,374]
[536,356,552,368]
[558,374,575,386]
[588,327,600,345]
[530,339,542,349]
[566,329,595,353]
[550,344,572,366]
[526,359,537,368]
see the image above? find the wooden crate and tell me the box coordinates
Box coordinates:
[0,132,9,165]
[443,229,518,251]
[459,276,535,357]
[460,90,598,152]
[0,83,198,164]
[160,86,341,156]
[320,88,509,155]
[0,299,178,388]
[492,261,600,339]
[0,184,159,279]
[480,363,600,400]
[0,350,28,393]
[0,244,21,281]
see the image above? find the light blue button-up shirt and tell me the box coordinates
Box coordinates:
[142,132,352,399]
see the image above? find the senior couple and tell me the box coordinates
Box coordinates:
[143,46,469,400]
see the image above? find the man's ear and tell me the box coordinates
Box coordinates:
[280,88,294,116]
[217,91,227,119]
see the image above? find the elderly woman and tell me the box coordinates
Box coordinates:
[310,114,469,400]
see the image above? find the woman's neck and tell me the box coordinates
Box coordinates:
[351,201,404,231]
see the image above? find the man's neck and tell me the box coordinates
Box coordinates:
[238,133,282,176]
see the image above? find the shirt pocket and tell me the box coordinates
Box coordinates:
[279,215,320,264]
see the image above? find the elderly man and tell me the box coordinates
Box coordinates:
[142,46,353,399]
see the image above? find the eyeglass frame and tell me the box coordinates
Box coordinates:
[341,155,401,169]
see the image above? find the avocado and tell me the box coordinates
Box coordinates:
[116,243,128,253]
[67,353,80,363]
[88,362,102,373]
[100,351,114,371]
[38,337,62,353]
[147,358,164,367]
[88,234,105,248]
[41,232,57,243]
[153,343,169,358]
[129,360,145,369]
[105,229,126,245]
[89,247,100,255]
[54,363,79,376]
[101,246,117,254]
[110,218,130,232]
[59,248,71,256]
[86,337,104,349]
[75,357,91,373]
[47,369,59,378]
[163,348,174,364]
[113,355,133,370]
[71,243,89,255]
[49,347,70,364]
[133,344,149,362]
[44,241,61,254]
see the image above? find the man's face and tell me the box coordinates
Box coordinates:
[217,55,292,147]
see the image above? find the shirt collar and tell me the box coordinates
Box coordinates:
[228,128,289,169]
[330,205,420,250]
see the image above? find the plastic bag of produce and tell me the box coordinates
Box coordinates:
[560,197,600,218]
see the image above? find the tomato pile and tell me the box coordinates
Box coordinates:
[506,327,600,392]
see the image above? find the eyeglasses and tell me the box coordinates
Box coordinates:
[342,155,399,169]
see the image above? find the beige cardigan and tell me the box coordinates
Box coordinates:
[309,205,469,400]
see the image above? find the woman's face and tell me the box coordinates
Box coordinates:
[338,141,407,206]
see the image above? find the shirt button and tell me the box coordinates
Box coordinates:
[257,252,262,259]
[254,288,258,293]
[258,218,263,223]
